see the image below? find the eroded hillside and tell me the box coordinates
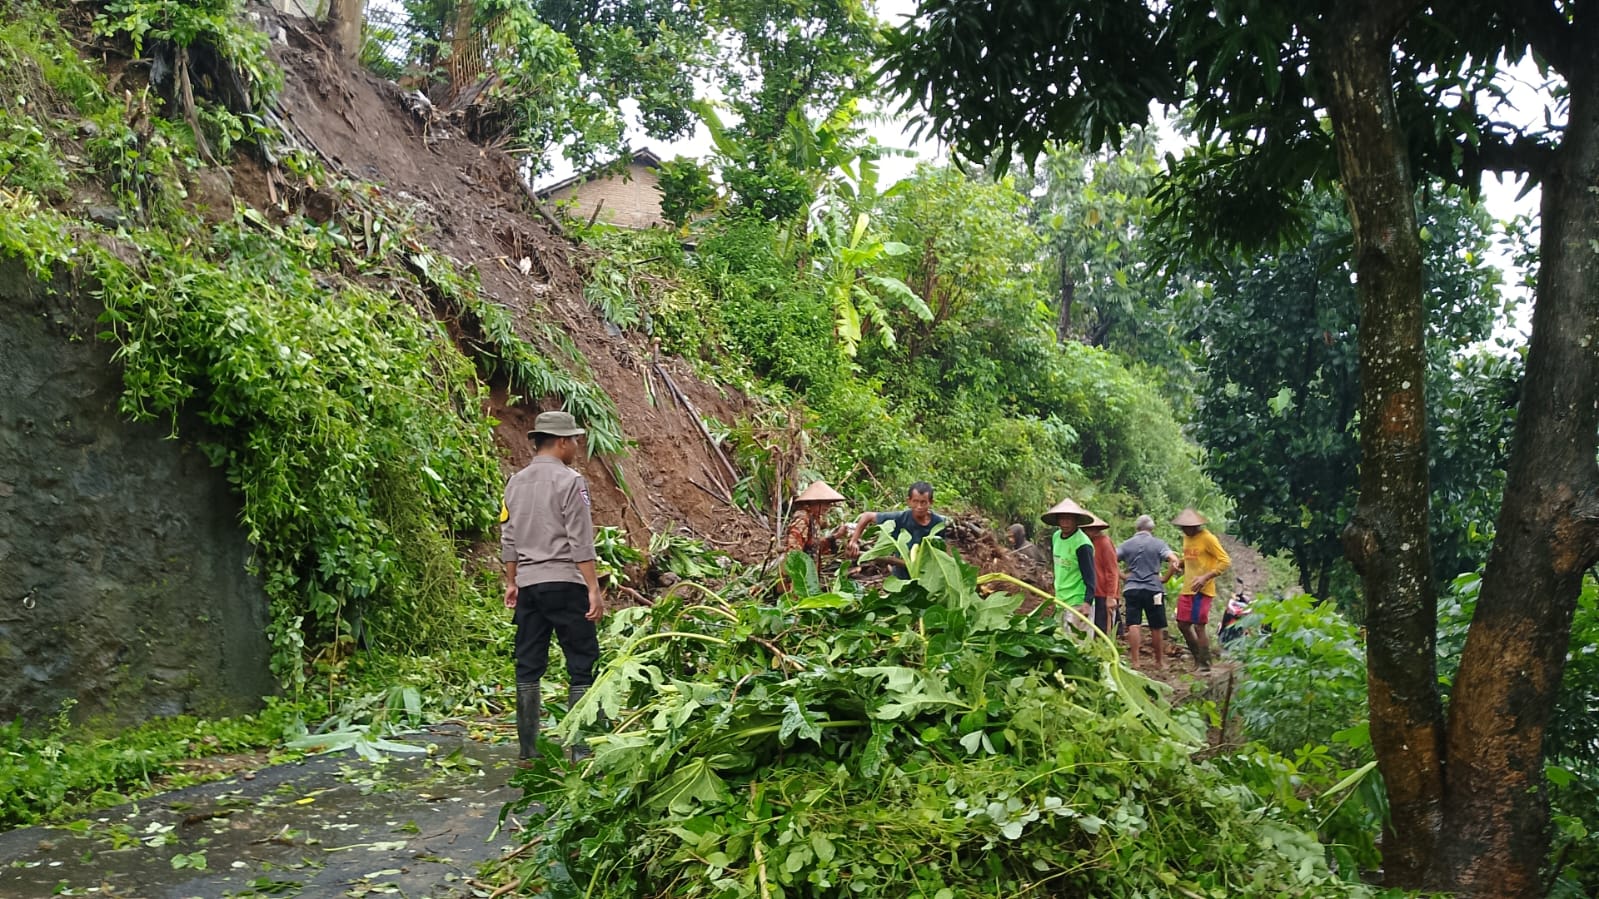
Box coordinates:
[0,0,769,728]
[262,11,773,553]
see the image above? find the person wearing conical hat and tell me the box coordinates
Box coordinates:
[1083,515,1120,637]
[1042,498,1096,627]
[785,480,846,556]
[1172,508,1231,672]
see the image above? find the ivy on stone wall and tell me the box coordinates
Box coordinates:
[0,3,624,686]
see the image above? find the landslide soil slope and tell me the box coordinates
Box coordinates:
[255,13,772,560]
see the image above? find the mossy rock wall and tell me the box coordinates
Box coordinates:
[0,260,273,727]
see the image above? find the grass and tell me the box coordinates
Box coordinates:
[0,702,300,828]
[0,586,521,830]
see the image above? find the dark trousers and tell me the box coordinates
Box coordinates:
[514,582,600,687]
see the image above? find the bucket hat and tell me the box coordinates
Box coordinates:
[1171,508,1207,527]
[792,481,845,505]
[528,410,586,439]
[1041,497,1094,527]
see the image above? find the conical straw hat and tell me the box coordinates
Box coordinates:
[792,480,845,505]
[1171,508,1207,527]
[1084,514,1109,530]
[1041,497,1093,526]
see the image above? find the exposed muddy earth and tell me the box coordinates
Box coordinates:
[0,726,523,898]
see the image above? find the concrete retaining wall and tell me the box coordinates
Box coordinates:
[0,261,274,728]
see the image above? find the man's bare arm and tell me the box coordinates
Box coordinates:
[845,511,879,556]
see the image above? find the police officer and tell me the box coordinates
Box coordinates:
[500,410,606,761]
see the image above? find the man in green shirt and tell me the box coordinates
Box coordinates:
[1042,497,1096,629]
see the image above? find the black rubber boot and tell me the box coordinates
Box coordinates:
[566,683,593,763]
[516,682,541,760]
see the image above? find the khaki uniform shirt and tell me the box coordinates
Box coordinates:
[500,456,596,587]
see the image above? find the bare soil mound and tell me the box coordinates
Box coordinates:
[256,14,770,558]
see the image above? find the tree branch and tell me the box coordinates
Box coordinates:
[1461,129,1558,180]
[1366,0,1428,41]
[1499,0,1575,78]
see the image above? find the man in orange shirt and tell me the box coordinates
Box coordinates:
[1172,508,1231,672]
[1083,515,1120,637]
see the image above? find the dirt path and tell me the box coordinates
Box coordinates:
[0,726,520,899]
[1219,535,1270,599]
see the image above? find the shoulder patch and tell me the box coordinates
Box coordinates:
[580,484,591,507]
[499,502,509,523]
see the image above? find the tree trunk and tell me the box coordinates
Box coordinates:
[1087,316,1111,347]
[328,0,365,62]
[1056,255,1074,342]
[1317,6,1443,887]
[1431,41,1599,895]
[1314,565,1330,604]
[1296,557,1314,597]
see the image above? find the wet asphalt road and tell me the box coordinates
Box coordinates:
[0,726,526,899]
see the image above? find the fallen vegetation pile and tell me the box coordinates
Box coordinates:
[507,537,1367,898]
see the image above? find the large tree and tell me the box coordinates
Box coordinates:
[1027,135,1193,367]
[885,1,1599,894]
[525,0,878,145]
[1198,191,1517,605]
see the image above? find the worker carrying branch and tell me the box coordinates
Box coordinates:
[846,481,946,579]
[1041,497,1097,630]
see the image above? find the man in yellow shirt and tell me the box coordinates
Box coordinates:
[1173,508,1230,672]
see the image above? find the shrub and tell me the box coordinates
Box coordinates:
[657,156,719,228]
[0,701,298,827]
[1233,594,1368,763]
[0,11,615,685]
[939,415,1077,525]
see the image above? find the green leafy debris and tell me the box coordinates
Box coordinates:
[510,538,1368,898]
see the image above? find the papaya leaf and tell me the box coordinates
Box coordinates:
[648,757,730,816]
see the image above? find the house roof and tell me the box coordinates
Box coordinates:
[535,148,665,197]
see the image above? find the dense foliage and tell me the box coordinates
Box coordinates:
[1024,134,1204,393]
[1232,581,1599,892]
[1226,595,1383,876]
[884,2,1599,891]
[0,4,616,686]
[1194,191,1519,608]
[7,2,1590,893]
[0,700,300,827]
[578,160,1221,527]
[510,540,1367,898]
[1232,595,1368,764]
[383,0,878,180]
